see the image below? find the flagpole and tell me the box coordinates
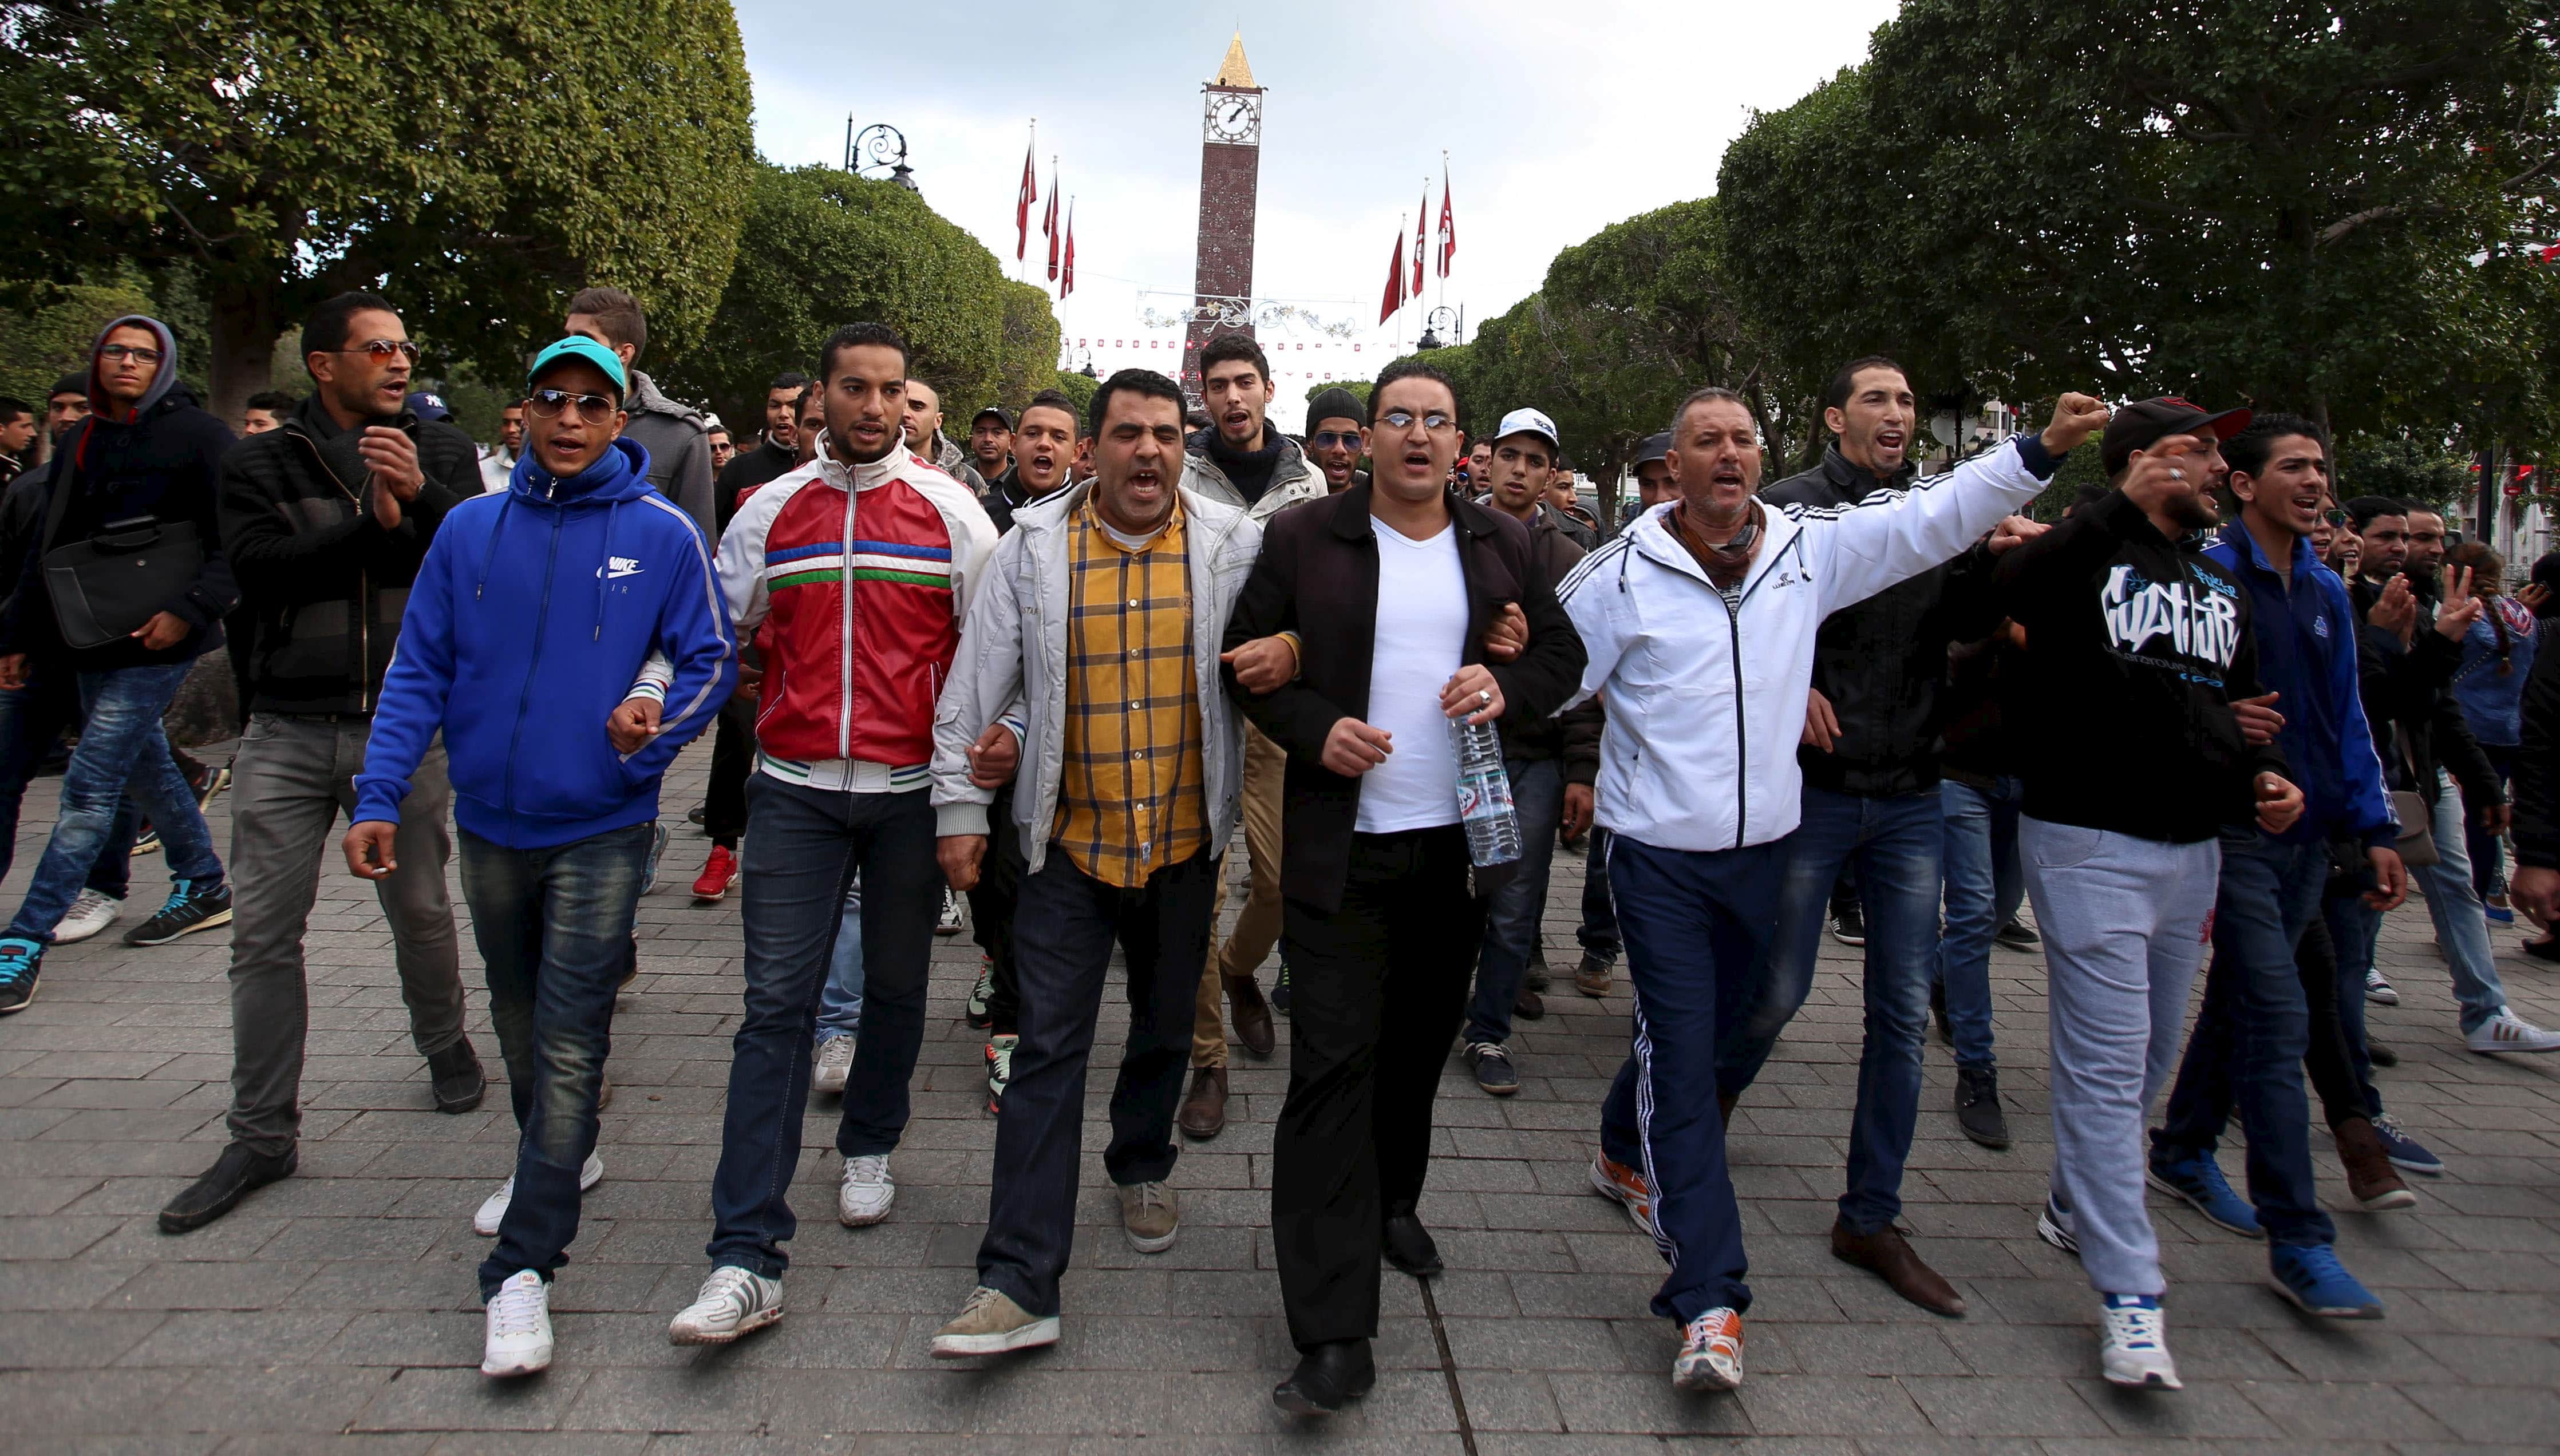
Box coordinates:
[1439,151,1449,312]
[1397,211,1406,352]
[1022,118,1037,284]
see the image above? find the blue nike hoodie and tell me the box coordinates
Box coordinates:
[354,437,736,848]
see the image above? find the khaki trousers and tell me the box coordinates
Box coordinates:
[1193,722,1285,1068]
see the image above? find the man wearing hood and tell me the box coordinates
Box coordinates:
[0,315,238,1016]
[157,291,490,1236]
[900,378,987,495]
[1174,333,1326,1137]
[564,287,717,539]
[345,335,734,1378]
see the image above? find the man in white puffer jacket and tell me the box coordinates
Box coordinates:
[1559,384,2109,1395]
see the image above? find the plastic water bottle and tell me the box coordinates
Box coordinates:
[1449,716,1523,868]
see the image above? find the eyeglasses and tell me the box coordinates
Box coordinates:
[1376,409,1455,434]
[1311,432,1363,452]
[2322,509,2350,527]
[335,339,421,362]
[527,389,618,423]
[97,343,163,364]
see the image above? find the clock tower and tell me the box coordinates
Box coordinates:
[1183,33,1264,401]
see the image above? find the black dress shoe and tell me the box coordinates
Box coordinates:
[1272,1338,1376,1415]
[428,1038,487,1114]
[1381,1212,1443,1277]
[160,1143,297,1233]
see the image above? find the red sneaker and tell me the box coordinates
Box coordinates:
[692,845,738,903]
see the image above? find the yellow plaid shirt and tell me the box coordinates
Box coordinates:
[1050,497,1207,888]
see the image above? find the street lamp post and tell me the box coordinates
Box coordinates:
[1416,306,1459,351]
[845,118,920,195]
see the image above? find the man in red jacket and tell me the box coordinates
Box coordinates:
[667,323,998,1347]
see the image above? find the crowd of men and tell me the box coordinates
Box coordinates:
[2,294,2557,1413]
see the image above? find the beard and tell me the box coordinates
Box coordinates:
[2164,492,2219,532]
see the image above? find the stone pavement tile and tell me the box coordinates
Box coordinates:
[2234,1379,2458,1442]
[2247,1324,2458,1384]
[0,1174,104,1216]
[567,1367,966,1434]
[86,1214,287,1262]
[1454,1368,1563,1431]
[0,1369,195,1433]
[1731,1372,1934,1437]
[0,1212,124,1260]
[1774,1320,1968,1377]
[1898,1374,2116,1438]
[0,1253,144,1309]
[2397,1382,2560,1444]
[2416,1330,2560,1386]
[2401,1287,2560,1334]
[0,1308,163,1367]
[322,1310,490,1367]
[165,1363,396,1432]
[27,1077,200,1110]
[101,1259,314,1311]
[1441,1313,1631,1371]
[424,1436,650,1455]
[353,1368,595,1432]
[114,1308,353,1367]
[1839,1440,2041,1456]
[1540,1369,1753,1435]
[281,1259,474,1312]
[2064,1374,2285,1441]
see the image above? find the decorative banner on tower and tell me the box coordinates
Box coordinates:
[1139,292,1358,337]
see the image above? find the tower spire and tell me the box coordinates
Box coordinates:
[1213,31,1257,88]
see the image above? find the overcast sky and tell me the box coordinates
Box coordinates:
[737,0,1898,431]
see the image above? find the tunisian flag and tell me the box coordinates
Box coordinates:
[1411,183,1428,296]
[1379,225,1407,324]
[1015,140,1037,260]
[1060,203,1076,298]
[1043,161,1061,280]
[1437,167,1457,277]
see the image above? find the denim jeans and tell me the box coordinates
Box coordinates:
[0,672,135,896]
[978,847,1216,1319]
[1723,785,1942,1234]
[706,777,940,1278]
[2467,742,2514,899]
[815,875,864,1043]
[1465,756,1564,1046]
[460,821,653,1299]
[1935,776,2024,1072]
[2154,832,2336,1248]
[8,662,220,942]
[2414,770,2510,1034]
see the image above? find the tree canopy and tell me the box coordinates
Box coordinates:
[0,0,758,422]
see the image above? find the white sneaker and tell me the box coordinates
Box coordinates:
[473,1153,605,1236]
[838,1153,895,1226]
[936,887,966,936]
[2036,1192,2080,1256]
[2466,1009,2560,1054]
[53,889,124,945]
[481,1269,553,1376]
[2097,1295,2181,1390]
[667,1264,784,1346]
[813,1034,856,1094]
[2364,968,2399,1005]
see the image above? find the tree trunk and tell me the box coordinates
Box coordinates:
[205,280,278,430]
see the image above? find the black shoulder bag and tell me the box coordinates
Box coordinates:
[36,458,204,650]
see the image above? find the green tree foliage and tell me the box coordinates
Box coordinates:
[1717,0,2560,451]
[1303,379,1372,412]
[659,164,1064,436]
[0,278,153,406]
[1051,369,1100,423]
[2337,432,2475,508]
[0,0,758,424]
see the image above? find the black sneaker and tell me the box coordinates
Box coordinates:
[159,1142,296,1233]
[1272,963,1291,1018]
[1994,919,2041,951]
[1831,901,1866,947]
[0,936,42,1015]
[131,822,161,856]
[1930,979,1952,1046]
[1463,1040,1518,1097]
[1955,1066,2010,1149]
[428,1038,487,1114]
[123,879,234,946]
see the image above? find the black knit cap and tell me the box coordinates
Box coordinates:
[1306,387,1367,429]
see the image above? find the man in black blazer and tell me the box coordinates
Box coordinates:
[1220,359,1586,1415]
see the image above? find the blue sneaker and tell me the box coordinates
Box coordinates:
[0,936,41,1015]
[2368,1113,2445,1176]
[2147,1152,2262,1237]
[2269,1243,2384,1319]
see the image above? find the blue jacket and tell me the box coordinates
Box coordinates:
[2203,525,2393,849]
[2451,600,2539,747]
[354,437,735,848]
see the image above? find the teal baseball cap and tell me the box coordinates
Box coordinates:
[527,335,627,397]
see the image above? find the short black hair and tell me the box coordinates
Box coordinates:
[0,396,30,427]
[1667,385,1749,437]
[48,373,85,401]
[300,291,398,364]
[566,286,647,360]
[1372,358,1461,427]
[2346,495,2409,531]
[244,390,298,416]
[1197,333,1271,385]
[817,322,911,383]
[2225,412,2329,482]
[767,371,809,394]
[1020,388,1084,438]
[1087,369,1186,438]
[1824,355,1909,412]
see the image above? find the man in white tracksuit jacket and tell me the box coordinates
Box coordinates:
[1557,385,2108,1394]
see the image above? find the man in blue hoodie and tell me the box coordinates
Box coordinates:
[343,336,734,1380]
[2148,413,2404,1319]
[0,315,238,1015]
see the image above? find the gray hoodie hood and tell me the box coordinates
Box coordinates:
[89,314,180,421]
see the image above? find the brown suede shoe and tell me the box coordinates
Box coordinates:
[1830,1220,1965,1316]
[1178,1066,1228,1141]
[2333,1117,2417,1210]
[1227,976,1276,1059]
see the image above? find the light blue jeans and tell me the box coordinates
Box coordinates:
[815,874,864,1043]
[2413,770,2509,1035]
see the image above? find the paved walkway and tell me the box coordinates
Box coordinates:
[3,743,2558,1453]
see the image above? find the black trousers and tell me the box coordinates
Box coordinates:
[977,845,1217,1317]
[966,784,1029,1034]
[704,699,754,844]
[2292,911,2368,1131]
[1273,824,1486,1350]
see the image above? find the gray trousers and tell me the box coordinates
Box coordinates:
[2019,816,2219,1299]
[224,713,464,1154]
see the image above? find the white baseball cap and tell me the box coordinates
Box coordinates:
[1493,407,1561,453]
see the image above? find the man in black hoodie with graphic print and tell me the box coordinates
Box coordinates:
[0,315,236,1018]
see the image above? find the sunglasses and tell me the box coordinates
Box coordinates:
[97,343,164,364]
[2322,509,2350,527]
[334,339,422,362]
[1376,409,1456,434]
[527,389,618,423]
[1310,431,1363,452]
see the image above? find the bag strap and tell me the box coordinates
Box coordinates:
[35,420,85,557]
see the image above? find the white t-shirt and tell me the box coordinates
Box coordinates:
[1356,516,1466,834]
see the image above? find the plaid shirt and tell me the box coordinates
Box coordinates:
[1050,497,1208,888]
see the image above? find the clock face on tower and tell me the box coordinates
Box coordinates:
[1206,92,1261,145]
